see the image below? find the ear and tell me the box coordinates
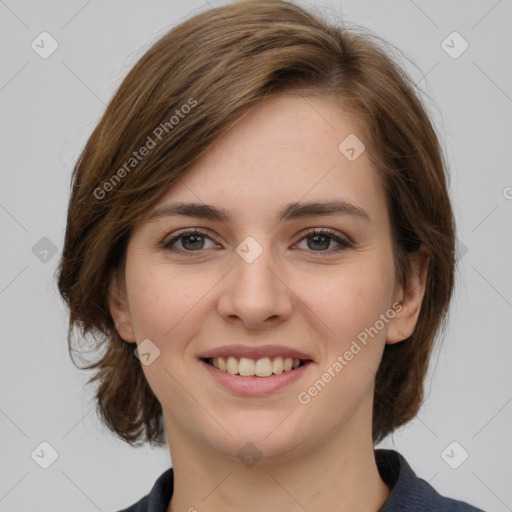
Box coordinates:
[386,244,429,345]
[107,272,136,343]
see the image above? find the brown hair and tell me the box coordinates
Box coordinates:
[55,0,455,446]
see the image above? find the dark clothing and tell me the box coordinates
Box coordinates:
[116,449,484,511]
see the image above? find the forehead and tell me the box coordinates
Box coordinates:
[146,93,386,228]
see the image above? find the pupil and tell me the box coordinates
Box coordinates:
[184,234,203,250]
[309,234,329,250]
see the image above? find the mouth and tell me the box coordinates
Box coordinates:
[197,344,314,395]
[201,356,312,378]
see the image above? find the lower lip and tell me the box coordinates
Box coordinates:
[200,359,313,397]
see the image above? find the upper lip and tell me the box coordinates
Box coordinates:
[198,344,314,361]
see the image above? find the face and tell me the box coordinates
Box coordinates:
[109,93,425,464]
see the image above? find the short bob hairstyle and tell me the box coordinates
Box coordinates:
[56,0,455,446]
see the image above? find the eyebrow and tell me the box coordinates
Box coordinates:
[145,199,371,225]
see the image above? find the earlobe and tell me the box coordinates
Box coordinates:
[386,245,429,345]
[107,274,136,343]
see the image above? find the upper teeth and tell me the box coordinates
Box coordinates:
[210,356,301,377]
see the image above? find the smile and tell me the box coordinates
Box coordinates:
[200,357,313,397]
[204,356,306,377]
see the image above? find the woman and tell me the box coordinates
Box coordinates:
[55,1,485,510]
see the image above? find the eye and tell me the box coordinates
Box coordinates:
[161,227,352,256]
[294,228,352,253]
[162,229,218,253]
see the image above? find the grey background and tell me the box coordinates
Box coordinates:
[1,0,511,510]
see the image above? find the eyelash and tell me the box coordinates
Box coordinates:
[161,228,353,256]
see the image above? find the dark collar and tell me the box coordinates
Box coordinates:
[375,449,483,511]
[119,449,483,511]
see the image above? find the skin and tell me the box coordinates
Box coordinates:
[108,92,429,511]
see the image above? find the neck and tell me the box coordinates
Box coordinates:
[166,406,389,512]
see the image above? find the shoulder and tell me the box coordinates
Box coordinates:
[115,467,174,512]
[116,495,149,512]
[376,449,486,512]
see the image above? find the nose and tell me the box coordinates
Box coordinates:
[217,240,293,330]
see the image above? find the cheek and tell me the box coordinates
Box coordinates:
[299,261,395,345]
[125,268,209,398]
[127,260,181,326]
[295,268,395,414]
[126,264,219,354]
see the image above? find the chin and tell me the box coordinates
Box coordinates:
[209,414,313,464]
